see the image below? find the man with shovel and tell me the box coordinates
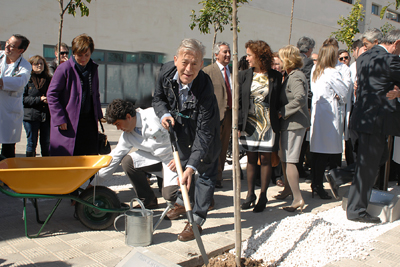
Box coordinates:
[153,38,221,241]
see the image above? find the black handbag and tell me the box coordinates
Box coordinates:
[98,120,111,155]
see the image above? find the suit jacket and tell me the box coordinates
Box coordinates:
[152,61,221,172]
[203,62,232,121]
[300,53,314,108]
[350,45,400,136]
[238,68,282,134]
[279,69,310,131]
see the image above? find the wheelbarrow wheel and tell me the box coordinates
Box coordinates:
[75,186,120,230]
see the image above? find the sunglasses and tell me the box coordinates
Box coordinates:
[60,51,69,56]
[339,56,349,61]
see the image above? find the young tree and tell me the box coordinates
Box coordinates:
[189,0,250,63]
[380,22,396,36]
[331,0,364,51]
[380,0,400,19]
[57,0,92,63]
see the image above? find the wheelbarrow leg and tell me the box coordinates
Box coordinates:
[23,198,62,239]
[29,198,45,224]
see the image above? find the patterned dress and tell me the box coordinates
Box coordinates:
[240,73,275,152]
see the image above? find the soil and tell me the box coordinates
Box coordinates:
[198,252,275,267]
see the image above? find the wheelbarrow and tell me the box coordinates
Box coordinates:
[0,155,129,238]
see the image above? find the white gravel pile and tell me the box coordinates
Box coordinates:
[238,196,400,267]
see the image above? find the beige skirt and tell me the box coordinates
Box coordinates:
[279,128,306,163]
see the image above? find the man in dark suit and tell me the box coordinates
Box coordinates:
[203,42,232,189]
[347,29,400,223]
[153,38,221,241]
[296,36,315,180]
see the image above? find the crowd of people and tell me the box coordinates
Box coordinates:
[1,27,400,241]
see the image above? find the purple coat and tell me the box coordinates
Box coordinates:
[47,57,103,156]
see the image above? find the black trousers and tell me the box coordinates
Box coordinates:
[1,143,15,158]
[121,156,160,203]
[311,152,341,188]
[347,132,388,220]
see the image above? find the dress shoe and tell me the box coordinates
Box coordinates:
[215,180,223,189]
[282,199,305,212]
[349,213,381,223]
[178,222,202,242]
[311,185,332,199]
[273,189,293,200]
[253,193,268,213]
[133,197,158,209]
[324,171,339,199]
[165,203,186,220]
[241,194,256,210]
[208,198,215,211]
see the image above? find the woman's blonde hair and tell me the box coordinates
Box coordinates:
[278,45,303,71]
[312,44,338,83]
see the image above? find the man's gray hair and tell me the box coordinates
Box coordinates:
[297,36,315,53]
[362,28,383,43]
[213,41,230,60]
[176,38,206,59]
[381,29,400,44]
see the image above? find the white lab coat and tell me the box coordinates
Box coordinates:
[96,107,177,186]
[310,67,348,154]
[335,62,352,141]
[0,51,32,143]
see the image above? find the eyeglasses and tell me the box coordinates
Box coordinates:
[60,51,69,56]
[33,62,44,66]
[339,56,349,61]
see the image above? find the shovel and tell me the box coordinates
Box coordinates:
[167,120,209,265]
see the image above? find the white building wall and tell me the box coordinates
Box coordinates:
[1,0,398,102]
[2,0,398,60]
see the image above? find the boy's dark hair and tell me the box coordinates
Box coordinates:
[105,99,136,124]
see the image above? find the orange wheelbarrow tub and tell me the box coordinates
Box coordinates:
[0,155,128,238]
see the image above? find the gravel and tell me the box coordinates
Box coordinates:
[99,168,400,266]
[236,186,400,267]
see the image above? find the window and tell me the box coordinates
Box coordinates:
[372,4,379,15]
[340,0,352,4]
[386,10,400,22]
[126,53,138,63]
[107,52,124,63]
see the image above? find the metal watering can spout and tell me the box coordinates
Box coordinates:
[113,198,173,247]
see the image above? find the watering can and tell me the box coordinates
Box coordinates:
[114,198,172,247]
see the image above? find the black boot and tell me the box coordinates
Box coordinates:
[26,151,36,157]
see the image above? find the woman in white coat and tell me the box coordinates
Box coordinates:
[309,44,348,199]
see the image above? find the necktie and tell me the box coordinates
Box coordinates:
[224,67,232,109]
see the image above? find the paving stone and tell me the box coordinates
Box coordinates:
[53,248,86,261]
[42,241,73,253]
[19,247,50,259]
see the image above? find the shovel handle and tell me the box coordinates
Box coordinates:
[172,151,192,212]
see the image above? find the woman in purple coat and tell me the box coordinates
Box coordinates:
[47,34,103,156]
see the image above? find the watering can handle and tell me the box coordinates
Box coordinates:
[130,198,147,217]
[114,214,125,232]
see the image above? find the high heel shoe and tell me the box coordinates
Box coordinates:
[283,199,305,212]
[241,194,256,210]
[253,193,268,213]
[311,185,332,199]
[273,189,293,200]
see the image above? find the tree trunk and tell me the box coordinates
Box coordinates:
[231,1,241,266]
[289,0,295,44]
[58,0,64,64]
[212,24,217,64]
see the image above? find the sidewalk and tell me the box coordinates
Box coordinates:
[0,121,399,267]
